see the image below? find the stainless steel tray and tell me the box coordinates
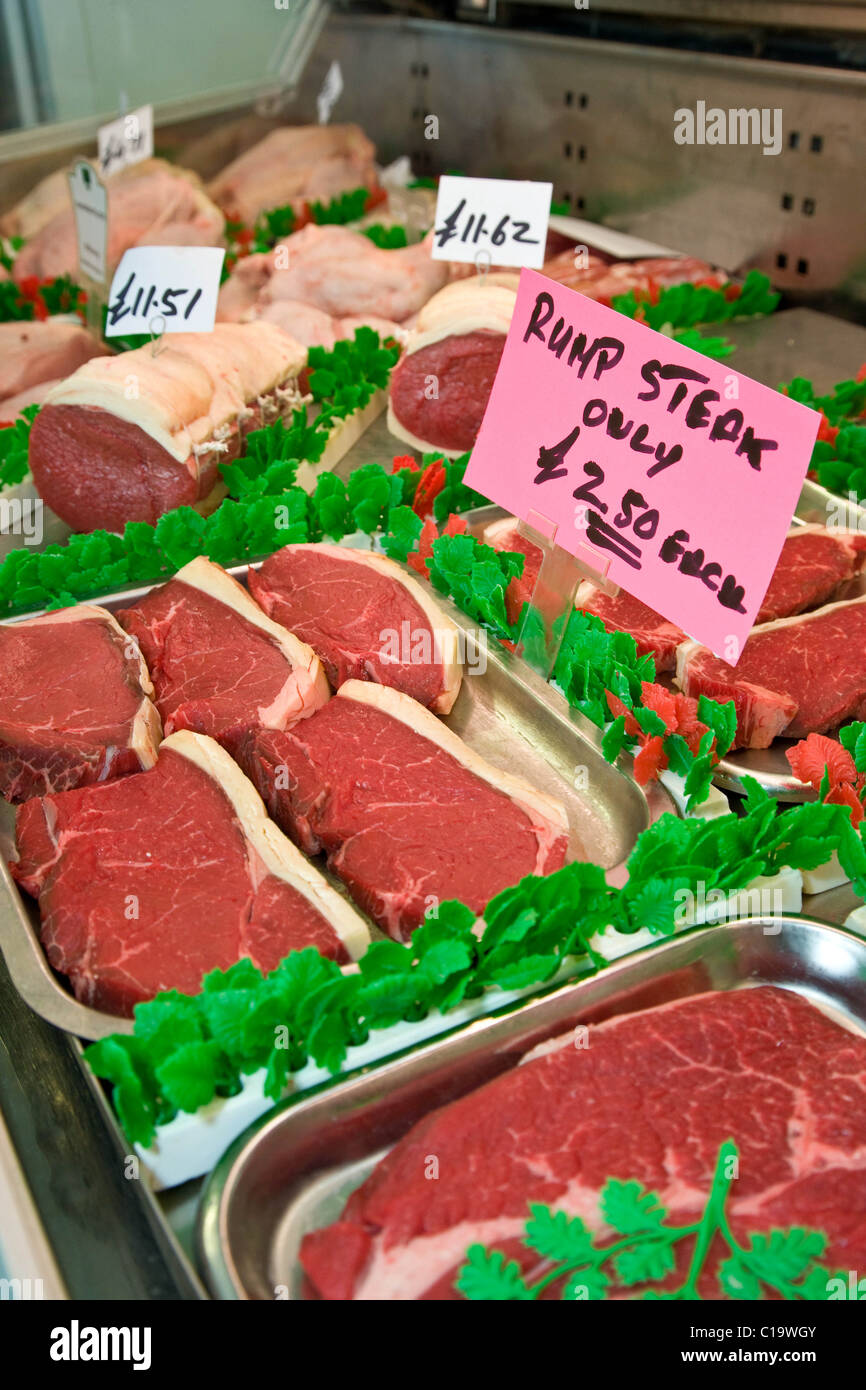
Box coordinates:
[195,913,866,1301]
[0,557,674,1041]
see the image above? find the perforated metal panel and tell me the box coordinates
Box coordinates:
[293,15,866,304]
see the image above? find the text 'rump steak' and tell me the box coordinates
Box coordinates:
[248,543,463,714]
[677,594,866,748]
[239,680,569,941]
[300,986,866,1299]
[0,605,161,803]
[28,323,307,533]
[12,731,370,1016]
[117,556,328,751]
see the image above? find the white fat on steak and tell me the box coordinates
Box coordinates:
[164,729,370,960]
[168,555,330,724]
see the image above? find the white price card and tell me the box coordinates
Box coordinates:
[317,61,343,125]
[105,246,226,338]
[68,160,108,285]
[431,176,553,269]
[98,104,154,177]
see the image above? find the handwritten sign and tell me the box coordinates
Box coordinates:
[431,176,552,269]
[68,160,108,285]
[463,269,820,662]
[98,104,154,176]
[105,246,225,337]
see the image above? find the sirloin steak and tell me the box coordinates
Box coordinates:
[12,730,369,1016]
[117,556,329,752]
[300,986,866,1300]
[248,544,462,713]
[0,605,161,803]
[238,680,569,941]
[677,593,866,748]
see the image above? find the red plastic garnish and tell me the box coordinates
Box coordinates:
[412,458,447,519]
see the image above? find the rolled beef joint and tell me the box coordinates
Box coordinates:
[27,322,307,533]
[387,276,518,457]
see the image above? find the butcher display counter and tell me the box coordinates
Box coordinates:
[0,0,865,1316]
[0,302,864,1299]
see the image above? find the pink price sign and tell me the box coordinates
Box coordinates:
[463,269,821,664]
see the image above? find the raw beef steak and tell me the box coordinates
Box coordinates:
[238,680,569,941]
[248,544,462,714]
[388,278,517,457]
[575,581,687,673]
[0,604,161,803]
[756,523,866,623]
[572,525,866,675]
[12,731,369,1016]
[117,556,328,751]
[677,594,866,748]
[300,986,866,1300]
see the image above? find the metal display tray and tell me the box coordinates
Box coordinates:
[0,557,674,1042]
[196,913,866,1300]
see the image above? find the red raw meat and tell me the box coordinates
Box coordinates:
[300,986,866,1300]
[541,251,722,303]
[237,680,569,941]
[247,544,462,714]
[677,594,866,748]
[757,524,866,623]
[117,556,328,751]
[0,605,161,803]
[388,330,506,455]
[27,323,306,532]
[387,277,517,457]
[12,731,369,1015]
[576,581,686,672]
[571,525,866,674]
